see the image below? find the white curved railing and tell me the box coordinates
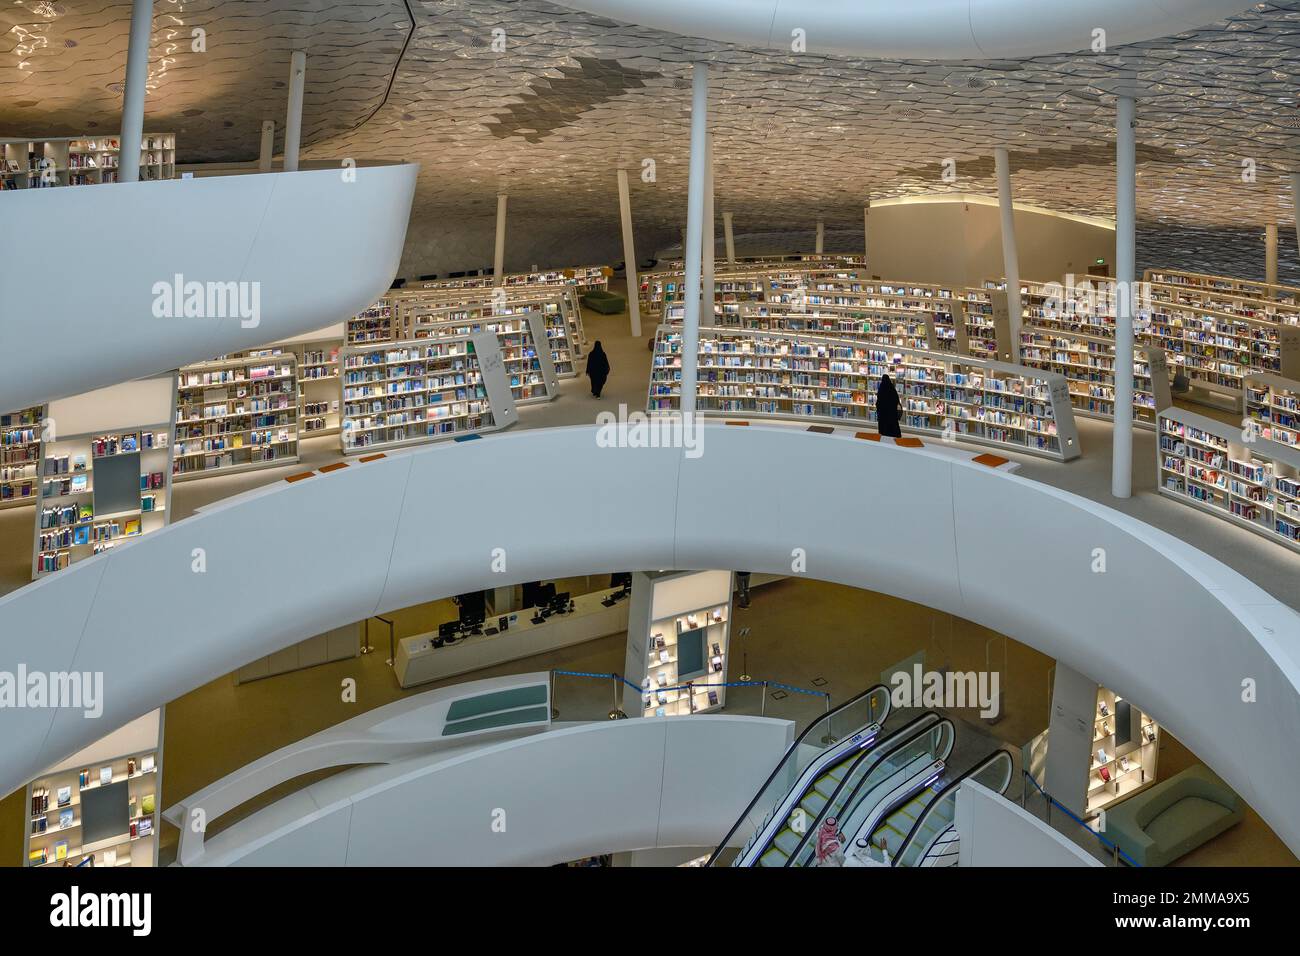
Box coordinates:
[548,1,1253,59]
[0,163,418,410]
[0,423,1297,855]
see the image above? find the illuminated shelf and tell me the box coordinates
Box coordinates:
[1,405,44,508]
[1087,687,1159,814]
[2,133,175,190]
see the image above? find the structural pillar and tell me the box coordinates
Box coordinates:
[1112,95,1137,499]
[283,51,307,172]
[863,202,871,263]
[1266,223,1279,290]
[1292,173,1300,264]
[815,219,825,254]
[258,120,275,172]
[118,0,154,183]
[494,194,508,279]
[993,147,1022,360]
[702,130,716,326]
[617,168,642,338]
[681,62,709,418]
[723,211,736,264]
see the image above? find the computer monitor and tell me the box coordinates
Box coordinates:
[438,621,459,639]
[457,590,486,627]
[536,582,556,608]
[549,591,570,613]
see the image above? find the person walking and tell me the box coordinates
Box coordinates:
[876,373,902,438]
[586,340,610,398]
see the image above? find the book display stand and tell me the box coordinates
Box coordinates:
[340,331,516,453]
[1088,687,1159,814]
[622,570,733,718]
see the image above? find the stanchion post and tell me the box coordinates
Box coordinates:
[761,681,768,717]
[550,670,559,719]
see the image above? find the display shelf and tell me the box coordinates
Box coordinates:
[415,265,609,293]
[286,338,343,437]
[347,299,397,344]
[2,133,175,190]
[665,299,940,353]
[339,332,516,453]
[1157,406,1300,553]
[1,405,44,508]
[401,290,581,376]
[1018,328,1171,428]
[647,326,1080,460]
[1245,373,1300,447]
[32,423,172,578]
[25,747,161,868]
[622,570,734,718]
[1087,687,1159,814]
[173,354,300,480]
[1144,268,1300,308]
[408,307,559,405]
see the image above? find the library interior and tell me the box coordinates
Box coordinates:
[1,0,1299,873]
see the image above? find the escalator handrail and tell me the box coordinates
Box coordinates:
[781,712,951,867]
[893,747,1014,867]
[705,682,891,866]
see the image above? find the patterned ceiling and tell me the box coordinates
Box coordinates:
[4,0,1300,279]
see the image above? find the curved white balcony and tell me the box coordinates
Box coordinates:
[0,423,1296,854]
[0,162,417,411]
[549,0,1253,59]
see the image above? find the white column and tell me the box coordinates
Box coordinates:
[283,51,307,172]
[118,0,153,184]
[993,147,1022,360]
[815,219,825,254]
[1112,95,1137,499]
[863,202,871,263]
[257,120,275,172]
[493,194,508,279]
[702,130,715,326]
[1266,223,1279,289]
[723,211,736,264]
[681,62,709,417]
[1292,173,1300,263]
[617,168,642,338]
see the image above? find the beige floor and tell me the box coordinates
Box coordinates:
[1,281,1295,867]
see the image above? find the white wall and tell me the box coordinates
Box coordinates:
[0,423,1297,856]
[0,164,417,410]
[865,196,1114,288]
[956,779,1101,867]
[197,715,794,866]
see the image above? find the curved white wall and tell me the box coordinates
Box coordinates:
[550,1,1252,59]
[188,715,794,866]
[0,424,1297,855]
[0,164,417,411]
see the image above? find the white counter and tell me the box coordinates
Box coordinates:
[395,587,631,688]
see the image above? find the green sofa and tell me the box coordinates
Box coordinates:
[1106,765,1243,866]
[581,289,625,314]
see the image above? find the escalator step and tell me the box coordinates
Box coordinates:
[773,830,801,855]
[801,792,828,816]
[759,846,789,867]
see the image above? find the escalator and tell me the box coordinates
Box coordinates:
[711,684,892,867]
[892,748,1016,867]
[779,713,954,866]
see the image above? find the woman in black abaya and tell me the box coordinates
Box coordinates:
[586,340,610,398]
[876,373,902,438]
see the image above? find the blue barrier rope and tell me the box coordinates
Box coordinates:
[1022,770,1139,867]
[552,669,831,699]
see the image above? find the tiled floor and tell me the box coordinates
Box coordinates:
[1,281,1295,867]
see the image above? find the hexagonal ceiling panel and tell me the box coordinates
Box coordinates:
[4,0,1300,279]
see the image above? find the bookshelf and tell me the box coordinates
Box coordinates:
[2,134,175,190]
[622,570,733,718]
[1144,268,1300,308]
[1088,687,1159,814]
[25,712,163,868]
[1245,373,1300,447]
[415,265,609,293]
[33,424,172,578]
[402,291,581,377]
[1,406,44,508]
[289,338,343,437]
[340,331,516,453]
[348,299,398,344]
[647,325,1080,460]
[1157,406,1300,553]
[1018,329,1171,428]
[173,353,300,480]
[409,308,559,405]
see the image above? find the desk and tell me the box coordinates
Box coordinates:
[395,587,631,688]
